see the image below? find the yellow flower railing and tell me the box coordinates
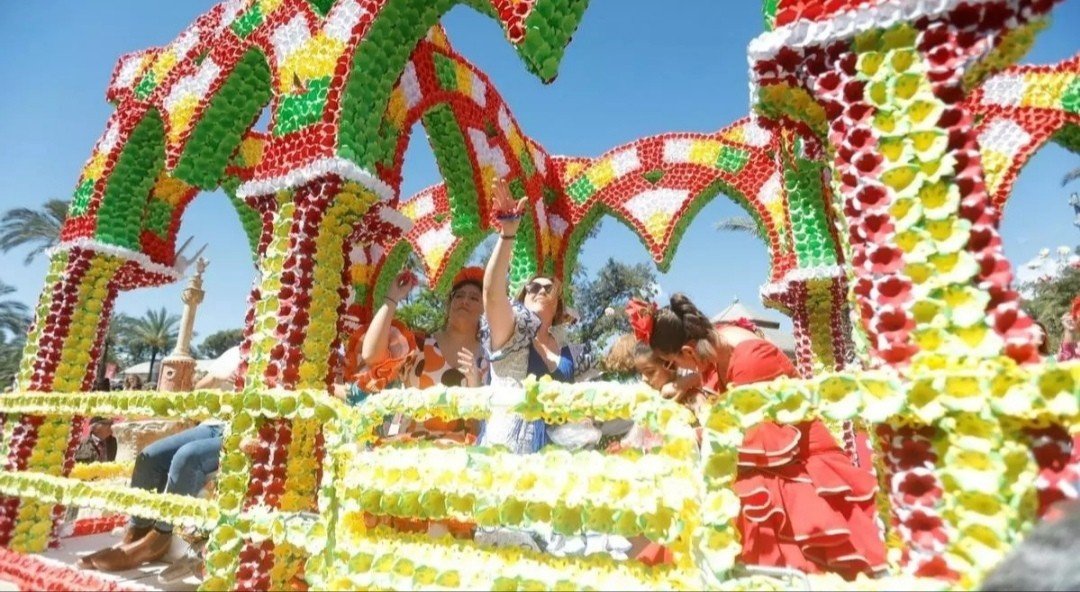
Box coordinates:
[0,361,1075,590]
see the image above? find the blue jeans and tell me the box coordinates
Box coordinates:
[129,423,223,532]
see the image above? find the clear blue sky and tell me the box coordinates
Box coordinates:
[1,1,1077,344]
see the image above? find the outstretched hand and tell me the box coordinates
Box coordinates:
[387,270,419,303]
[491,178,527,236]
[457,348,482,387]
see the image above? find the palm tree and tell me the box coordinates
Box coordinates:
[0,333,22,390]
[0,281,30,339]
[716,215,765,240]
[96,312,132,382]
[0,199,68,265]
[121,308,179,385]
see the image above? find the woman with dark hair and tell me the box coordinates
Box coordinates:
[1032,320,1052,358]
[475,180,613,555]
[356,266,489,442]
[648,293,886,579]
[478,179,593,453]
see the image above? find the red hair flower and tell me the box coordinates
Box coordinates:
[1070,295,1080,322]
[452,266,484,290]
[626,298,657,343]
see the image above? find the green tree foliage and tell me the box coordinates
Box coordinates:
[0,281,29,337]
[121,307,180,383]
[0,334,21,390]
[1023,265,1080,352]
[0,199,68,265]
[199,328,245,359]
[396,288,446,336]
[569,258,658,350]
[0,281,30,388]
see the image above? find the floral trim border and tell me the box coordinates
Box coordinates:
[236,157,394,201]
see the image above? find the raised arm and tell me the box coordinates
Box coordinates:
[361,271,417,367]
[484,180,527,351]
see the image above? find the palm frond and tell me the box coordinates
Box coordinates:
[715,215,764,239]
[1064,166,1080,187]
[0,199,69,265]
[0,280,30,338]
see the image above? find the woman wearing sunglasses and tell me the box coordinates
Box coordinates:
[473,179,616,555]
[478,179,594,454]
[648,293,886,578]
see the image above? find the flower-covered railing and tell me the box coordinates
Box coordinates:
[0,381,699,590]
[5,0,1080,589]
[4,366,1071,589]
[702,358,1080,587]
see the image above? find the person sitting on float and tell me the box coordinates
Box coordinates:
[646,293,887,579]
[79,424,224,571]
[80,366,240,572]
[478,178,595,454]
[356,266,489,443]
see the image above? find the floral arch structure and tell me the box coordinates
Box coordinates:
[1,0,1079,590]
[968,54,1080,211]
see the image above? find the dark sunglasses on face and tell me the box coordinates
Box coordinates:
[525,282,555,295]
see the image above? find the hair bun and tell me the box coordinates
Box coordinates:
[668,293,710,339]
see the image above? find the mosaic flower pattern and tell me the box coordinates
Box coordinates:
[4,0,1079,589]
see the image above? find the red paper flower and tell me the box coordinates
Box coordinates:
[902,509,949,550]
[625,298,657,344]
[896,469,943,507]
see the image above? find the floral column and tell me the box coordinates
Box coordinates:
[763,125,855,376]
[204,175,377,591]
[752,0,1059,579]
[1,247,123,551]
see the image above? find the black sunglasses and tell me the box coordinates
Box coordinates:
[525,281,555,295]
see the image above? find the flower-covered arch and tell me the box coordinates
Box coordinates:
[2,0,1080,590]
[967,54,1080,210]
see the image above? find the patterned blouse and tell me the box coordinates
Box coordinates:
[479,302,594,454]
[406,335,490,389]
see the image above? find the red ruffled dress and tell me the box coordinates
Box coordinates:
[640,339,887,578]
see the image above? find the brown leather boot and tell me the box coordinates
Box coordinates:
[77,524,151,568]
[92,529,172,572]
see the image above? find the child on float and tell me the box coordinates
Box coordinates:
[643,293,886,578]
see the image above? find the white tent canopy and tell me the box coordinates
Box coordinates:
[120,359,217,379]
[119,346,242,384]
[711,298,796,359]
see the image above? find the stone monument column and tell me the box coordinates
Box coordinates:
[159,257,207,391]
[113,258,207,462]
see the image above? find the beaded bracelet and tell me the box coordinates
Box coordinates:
[494,210,523,222]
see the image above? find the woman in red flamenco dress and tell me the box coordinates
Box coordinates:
[646,293,887,579]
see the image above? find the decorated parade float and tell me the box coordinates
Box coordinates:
[1,0,1079,589]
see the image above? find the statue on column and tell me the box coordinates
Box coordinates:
[158,257,208,392]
